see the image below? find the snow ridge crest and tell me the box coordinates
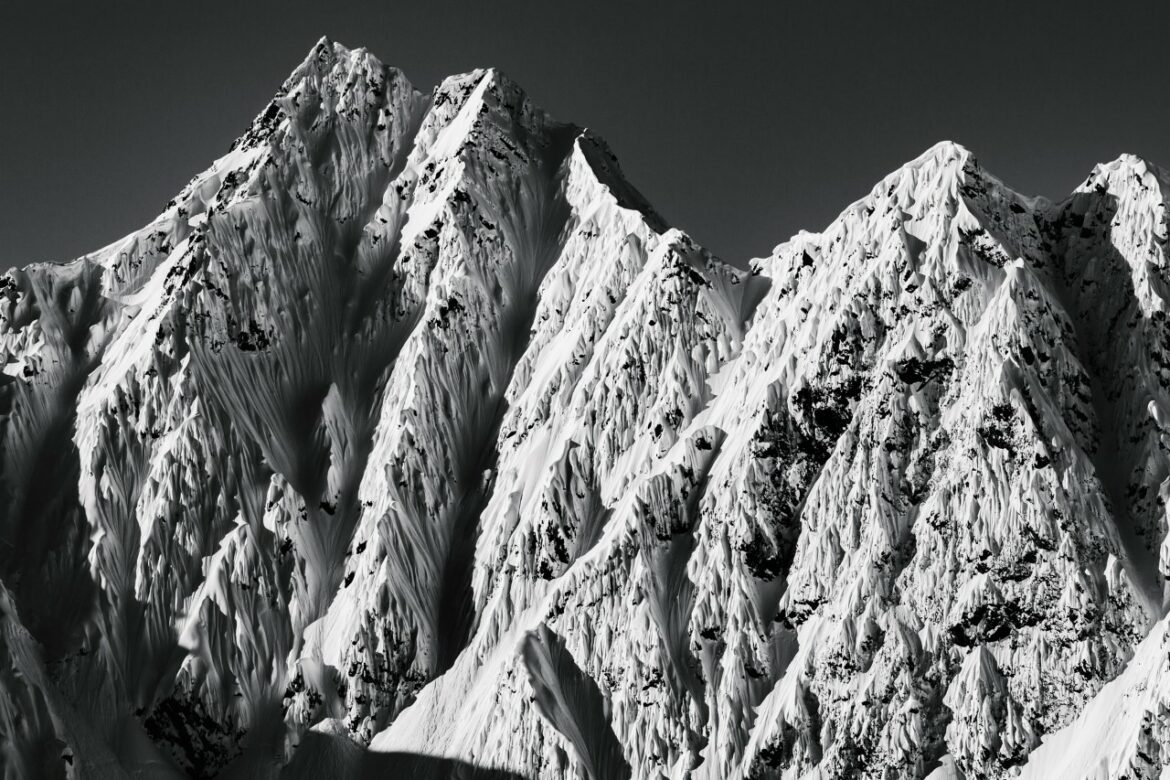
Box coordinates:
[3,39,1170,780]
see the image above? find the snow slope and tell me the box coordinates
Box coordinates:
[2,39,1170,779]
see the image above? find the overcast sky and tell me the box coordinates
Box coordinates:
[3,1,1168,270]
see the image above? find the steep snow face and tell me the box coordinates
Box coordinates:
[730,144,1154,780]
[1008,156,1170,780]
[3,41,1170,780]
[67,40,430,776]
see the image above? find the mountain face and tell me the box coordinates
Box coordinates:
[2,38,1170,780]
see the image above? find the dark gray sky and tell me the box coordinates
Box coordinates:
[3,1,1168,270]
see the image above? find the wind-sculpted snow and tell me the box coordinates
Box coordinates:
[3,40,1170,780]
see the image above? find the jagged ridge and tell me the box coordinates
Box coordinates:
[2,40,1170,780]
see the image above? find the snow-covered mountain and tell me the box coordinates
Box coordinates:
[3,39,1170,779]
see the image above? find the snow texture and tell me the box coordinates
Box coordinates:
[3,39,1170,779]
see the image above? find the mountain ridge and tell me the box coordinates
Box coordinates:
[2,38,1170,780]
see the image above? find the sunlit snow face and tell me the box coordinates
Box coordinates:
[3,35,1170,780]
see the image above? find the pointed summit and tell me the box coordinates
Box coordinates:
[282,36,385,85]
[912,138,974,167]
[5,40,1170,780]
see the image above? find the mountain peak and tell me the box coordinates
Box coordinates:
[284,36,389,86]
[4,40,1170,780]
[916,138,974,165]
[1076,151,1170,197]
